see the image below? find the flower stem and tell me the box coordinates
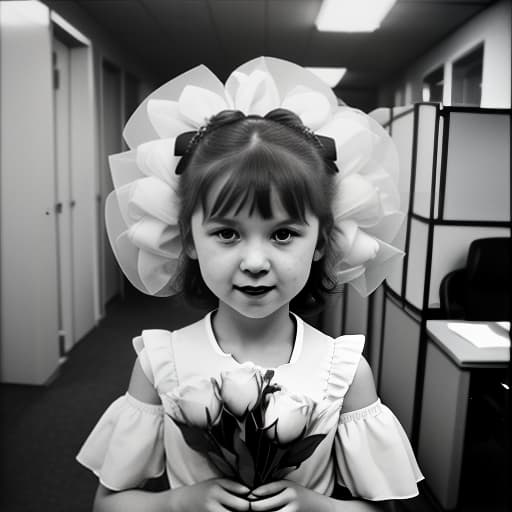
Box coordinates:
[259,439,274,485]
[207,430,238,476]
[254,429,263,486]
[260,447,285,483]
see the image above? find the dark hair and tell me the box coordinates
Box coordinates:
[174,109,338,313]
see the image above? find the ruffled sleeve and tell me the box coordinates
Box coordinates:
[335,399,424,500]
[326,334,365,403]
[132,329,178,394]
[76,393,165,491]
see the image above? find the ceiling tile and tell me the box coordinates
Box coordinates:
[266,0,323,65]
[209,0,265,74]
[142,0,227,80]
[46,0,501,91]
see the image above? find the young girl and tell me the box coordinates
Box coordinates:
[77,57,423,512]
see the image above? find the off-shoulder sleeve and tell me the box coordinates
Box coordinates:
[76,393,165,491]
[334,399,424,500]
[132,329,178,394]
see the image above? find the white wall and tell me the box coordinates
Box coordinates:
[0,1,159,383]
[380,0,511,108]
[0,1,60,384]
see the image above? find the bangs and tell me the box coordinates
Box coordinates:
[177,112,338,310]
[200,146,318,223]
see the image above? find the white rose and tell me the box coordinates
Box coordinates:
[166,376,222,428]
[220,364,263,417]
[263,389,314,444]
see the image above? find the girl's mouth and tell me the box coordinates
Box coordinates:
[234,285,275,296]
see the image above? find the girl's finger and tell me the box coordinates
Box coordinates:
[251,480,287,497]
[218,490,251,512]
[250,491,289,512]
[218,479,251,496]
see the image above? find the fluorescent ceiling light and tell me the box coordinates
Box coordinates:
[316,0,396,32]
[306,67,347,88]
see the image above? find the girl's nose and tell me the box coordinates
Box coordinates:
[239,243,271,275]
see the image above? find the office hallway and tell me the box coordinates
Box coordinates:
[1,288,438,512]
[0,289,207,512]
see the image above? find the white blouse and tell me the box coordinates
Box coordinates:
[77,312,423,500]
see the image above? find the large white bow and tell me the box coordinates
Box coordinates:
[106,57,403,297]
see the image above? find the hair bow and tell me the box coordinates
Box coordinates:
[106,57,404,297]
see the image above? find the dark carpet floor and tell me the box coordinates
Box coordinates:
[0,290,207,512]
[1,289,443,512]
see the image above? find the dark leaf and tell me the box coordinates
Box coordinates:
[260,444,287,484]
[233,435,255,488]
[211,408,240,452]
[244,411,261,447]
[272,466,294,480]
[219,445,238,469]
[278,434,327,469]
[208,451,237,478]
[254,435,284,485]
[168,417,214,453]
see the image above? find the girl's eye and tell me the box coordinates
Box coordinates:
[272,228,295,244]
[215,228,239,243]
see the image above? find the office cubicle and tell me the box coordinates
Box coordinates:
[367,103,511,439]
[335,103,511,509]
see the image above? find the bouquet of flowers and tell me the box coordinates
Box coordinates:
[164,364,327,489]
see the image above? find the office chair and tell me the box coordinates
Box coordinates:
[439,237,510,320]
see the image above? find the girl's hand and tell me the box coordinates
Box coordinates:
[170,478,251,512]
[250,480,332,512]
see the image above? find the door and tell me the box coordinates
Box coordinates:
[53,37,75,353]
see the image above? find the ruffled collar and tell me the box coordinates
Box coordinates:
[204,311,304,370]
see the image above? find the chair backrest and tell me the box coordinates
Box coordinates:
[439,268,466,318]
[464,237,510,320]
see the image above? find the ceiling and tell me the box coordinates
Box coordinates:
[47,0,497,91]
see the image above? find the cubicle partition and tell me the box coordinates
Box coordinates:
[374,104,510,439]
[336,102,510,451]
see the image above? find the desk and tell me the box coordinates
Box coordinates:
[417,321,509,510]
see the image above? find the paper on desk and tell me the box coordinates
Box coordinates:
[496,321,510,331]
[448,322,511,349]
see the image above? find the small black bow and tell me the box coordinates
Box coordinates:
[174,131,198,157]
[314,134,337,162]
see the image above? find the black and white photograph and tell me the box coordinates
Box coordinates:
[1,1,510,511]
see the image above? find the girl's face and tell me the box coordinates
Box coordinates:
[188,187,322,320]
